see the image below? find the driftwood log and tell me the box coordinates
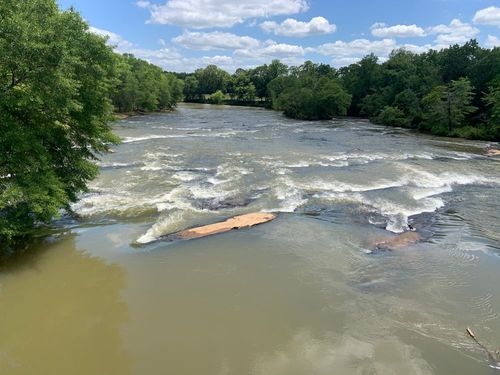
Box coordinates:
[170,212,277,240]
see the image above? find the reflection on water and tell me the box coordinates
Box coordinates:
[1,104,500,374]
[0,235,131,374]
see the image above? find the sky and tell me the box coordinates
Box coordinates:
[57,0,500,72]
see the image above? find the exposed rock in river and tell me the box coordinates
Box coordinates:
[486,149,500,157]
[168,212,277,240]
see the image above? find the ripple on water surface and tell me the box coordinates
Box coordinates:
[4,104,500,375]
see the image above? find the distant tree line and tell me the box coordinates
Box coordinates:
[178,60,288,104]
[178,41,499,140]
[340,41,499,140]
[0,0,183,250]
[112,54,183,113]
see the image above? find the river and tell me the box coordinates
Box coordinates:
[1,103,500,374]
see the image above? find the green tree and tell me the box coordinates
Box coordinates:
[248,60,288,99]
[437,40,481,82]
[111,54,182,112]
[0,0,119,246]
[484,77,500,139]
[233,74,256,101]
[339,54,382,115]
[394,89,421,125]
[375,106,410,128]
[195,65,230,95]
[274,75,351,120]
[209,90,225,104]
[421,78,477,134]
[183,75,200,101]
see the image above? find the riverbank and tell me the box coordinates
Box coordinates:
[112,108,176,120]
[183,99,271,108]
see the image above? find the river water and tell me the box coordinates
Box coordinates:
[1,103,500,374]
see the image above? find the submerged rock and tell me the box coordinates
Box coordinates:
[193,196,254,210]
[486,149,500,157]
[370,231,421,252]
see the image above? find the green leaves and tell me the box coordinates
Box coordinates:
[111,54,182,113]
[271,63,351,120]
[483,77,500,139]
[421,78,477,134]
[375,106,410,128]
[0,0,119,248]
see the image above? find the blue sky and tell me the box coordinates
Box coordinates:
[58,0,500,72]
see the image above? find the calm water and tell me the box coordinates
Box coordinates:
[1,103,500,374]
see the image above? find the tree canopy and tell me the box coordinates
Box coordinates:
[269,61,351,120]
[339,41,499,139]
[179,41,499,138]
[112,54,183,113]
[0,0,181,249]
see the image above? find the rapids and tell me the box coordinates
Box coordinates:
[1,103,500,375]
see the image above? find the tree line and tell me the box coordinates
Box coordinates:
[113,54,183,113]
[0,0,182,250]
[178,41,499,140]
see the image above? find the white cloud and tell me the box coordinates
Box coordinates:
[89,26,186,70]
[173,31,260,51]
[486,34,500,48]
[427,19,479,46]
[473,6,500,27]
[136,0,151,8]
[259,41,306,56]
[315,38,398,58]
[399,43,433,54]
[139,0,309,28]
[88,26,135,51]
[370,23,426,38]
[89,25,304,72]
[314,38,436,68]
[260,17,336,37]
[173,30,306,60]
[366,19,480,47]
[235,40,306,59]
[331,56,362,67]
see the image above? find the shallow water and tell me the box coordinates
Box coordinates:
[1,103,500,374]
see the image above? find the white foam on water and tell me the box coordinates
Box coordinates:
[140,164,164,171]
[139,151,184,171]
[259,158,349,170]
[401,165,500,189]
[314,191,445,233]
[273,177,307,213]
[97,162,137,168]
[309,162,500,233]
[216,163,253,177]
[122,135,184,143]
[409,186,453,200]
[122,130,247,144]
[320,151,436,165]
[207,177,231,185]
[299,178,408,194]
[172,171,200,182]
[72,185,203,218]
[183,179,238,202]
[136,210,188,244]
[72,191,157,217]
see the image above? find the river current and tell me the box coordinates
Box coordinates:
[1,103,500,374]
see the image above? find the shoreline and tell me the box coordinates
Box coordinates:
[112,108,176,120]
[180,101,500,143]
[111,103,499,152]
